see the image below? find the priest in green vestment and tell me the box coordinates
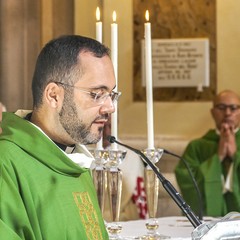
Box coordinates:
[175,90,240,217]
[0,35,121,239]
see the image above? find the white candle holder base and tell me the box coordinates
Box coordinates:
[139,218,170,239]
[107,222,123,240]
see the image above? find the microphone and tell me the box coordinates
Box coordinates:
[107,135,202,228]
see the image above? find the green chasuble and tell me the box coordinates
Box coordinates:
[175,129,240,217]
[0,112,109,239]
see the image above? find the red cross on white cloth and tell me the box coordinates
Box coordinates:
[131,176,148,219]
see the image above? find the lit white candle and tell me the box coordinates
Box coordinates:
[144,10,154,149]
[96,7,102,43]
[111,11,118,150]
[96,7,103,150]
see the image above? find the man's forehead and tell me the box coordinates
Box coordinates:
[214,92,240,104]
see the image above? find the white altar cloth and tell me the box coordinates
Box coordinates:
[117,216,214,240]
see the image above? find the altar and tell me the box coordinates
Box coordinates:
[116,215,240,240]
[118,216,196,239]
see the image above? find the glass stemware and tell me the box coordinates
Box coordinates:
[141,148,170,240]
[91,149,109,213]
[106,149,127,240]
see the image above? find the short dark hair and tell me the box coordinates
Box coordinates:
[32,35,110,108]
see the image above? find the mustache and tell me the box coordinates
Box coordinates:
[94,113,109,122]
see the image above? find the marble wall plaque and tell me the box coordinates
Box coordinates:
[141,38,209,89]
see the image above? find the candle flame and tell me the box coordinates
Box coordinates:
[96,7,100,21]
[145,10,149,22]
[112,11,117,22]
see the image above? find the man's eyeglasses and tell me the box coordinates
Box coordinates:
[55,82,121,105]
[214,104,240,112]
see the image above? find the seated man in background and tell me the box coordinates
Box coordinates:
[175,90,240,217]
[102,117,147,221]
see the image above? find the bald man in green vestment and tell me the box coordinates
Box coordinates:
[175,90,240,217]
[0,35,122,239]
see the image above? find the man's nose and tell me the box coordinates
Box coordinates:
[224,107,232,115]
[99,97,115,114]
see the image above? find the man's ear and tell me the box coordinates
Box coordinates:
[44,82,64,109]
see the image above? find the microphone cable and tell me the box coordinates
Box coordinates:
[163,149,203,220]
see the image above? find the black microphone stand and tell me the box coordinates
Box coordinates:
[108,136,202,228]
